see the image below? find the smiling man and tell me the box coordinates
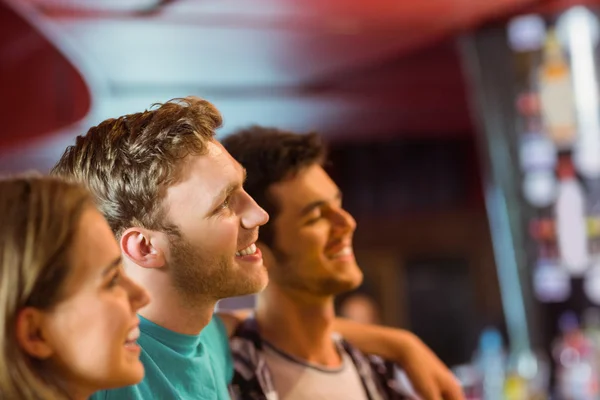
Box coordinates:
[222,126,463,400]
[52,97,462,400]
[51,98,267,399]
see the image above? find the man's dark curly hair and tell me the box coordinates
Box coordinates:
[221,126,326,248]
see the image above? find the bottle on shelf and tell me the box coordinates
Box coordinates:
[533,242,571,303]
[474,327,506,400]
[553,311,599,400]
[555,156,590,276]
[537,28,577,150]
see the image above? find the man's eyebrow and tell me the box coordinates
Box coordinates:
[299,191,342,217]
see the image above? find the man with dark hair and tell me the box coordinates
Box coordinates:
[222,127,463,400]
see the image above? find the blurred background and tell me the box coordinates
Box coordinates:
[4,0,600,398]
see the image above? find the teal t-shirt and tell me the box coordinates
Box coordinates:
[90,314,233,400]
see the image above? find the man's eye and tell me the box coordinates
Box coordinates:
[219,197,230,210]
[305,210,322,224]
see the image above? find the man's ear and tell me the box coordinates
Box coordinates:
[121,228,166,269]
[256,241,274,270]
[15,307,54,360]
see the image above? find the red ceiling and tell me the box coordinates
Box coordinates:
[0,1,90,150]
[1,0,595,157]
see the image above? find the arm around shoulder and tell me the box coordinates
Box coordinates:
[333,318,465,400]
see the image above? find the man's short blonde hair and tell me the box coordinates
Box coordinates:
[52,96,222,237]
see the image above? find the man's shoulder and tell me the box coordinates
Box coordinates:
[338,335,395,375]
[228,317,266,396]
[201,314,235,384]
[228,317,262,361]
[202,314,229,343]
[200,314,232,361]
[339,336,415,399]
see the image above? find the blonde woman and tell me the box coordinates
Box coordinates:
[0,176,150,399]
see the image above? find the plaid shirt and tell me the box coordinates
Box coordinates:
[228,318,409,400]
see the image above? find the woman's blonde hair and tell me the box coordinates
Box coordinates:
[0,175,93,399]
